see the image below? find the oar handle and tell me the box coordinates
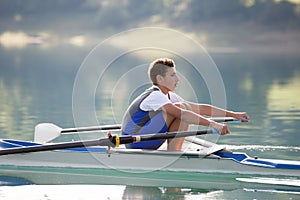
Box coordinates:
[209,117,241,123]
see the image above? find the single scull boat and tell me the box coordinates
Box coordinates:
[0,135,299,190]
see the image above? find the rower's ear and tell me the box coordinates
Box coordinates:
[156,74,164,84]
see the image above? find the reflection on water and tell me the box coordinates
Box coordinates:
[0,184,299,200]
[267,72,300,112]
[210,53,300,152]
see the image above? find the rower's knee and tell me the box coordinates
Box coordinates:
[165,102,191,130]
[174,102,192,111]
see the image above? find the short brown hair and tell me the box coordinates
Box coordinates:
[148,58,175,85]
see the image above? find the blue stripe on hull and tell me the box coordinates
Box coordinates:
[0,139,107,153]
[215,151,300,170]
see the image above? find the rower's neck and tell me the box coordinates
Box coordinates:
[156,85,170,95]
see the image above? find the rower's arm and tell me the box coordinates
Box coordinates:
[162,103,230,134]
[186,102,250,122]
[187,103,234,117]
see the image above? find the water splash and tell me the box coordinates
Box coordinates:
[226,145,300,152]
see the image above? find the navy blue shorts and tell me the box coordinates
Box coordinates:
[123,112,168,150]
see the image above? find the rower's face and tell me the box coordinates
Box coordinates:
[159,67,179,91]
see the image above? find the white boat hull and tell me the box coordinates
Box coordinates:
[0,139,299,189]
[0,150,299,176]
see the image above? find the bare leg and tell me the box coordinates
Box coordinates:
[164,103,190,151]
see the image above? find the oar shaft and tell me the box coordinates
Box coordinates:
[0,129,214,156]
[135,129,215,142]
[61,124,122,133]
[101,130,216,148]
[0,138,117,156]
[59,117,238,134]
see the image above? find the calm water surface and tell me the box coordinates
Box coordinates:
[0,41,299,199]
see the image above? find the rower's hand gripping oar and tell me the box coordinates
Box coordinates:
[0,129,216,156]
[34,123,122,143]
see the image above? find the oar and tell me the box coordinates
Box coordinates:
[34,123,122,143]
[34,117,241,143]
[0,129,216,156]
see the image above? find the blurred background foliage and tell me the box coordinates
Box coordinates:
[1,0,300,50]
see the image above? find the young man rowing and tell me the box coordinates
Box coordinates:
[121,58,249,151]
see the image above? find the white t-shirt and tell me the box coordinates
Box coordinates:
[140,86,184,111]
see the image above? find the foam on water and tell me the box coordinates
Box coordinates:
[227,145,300,152]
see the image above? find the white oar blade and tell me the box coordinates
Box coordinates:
[34,123,62,143]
